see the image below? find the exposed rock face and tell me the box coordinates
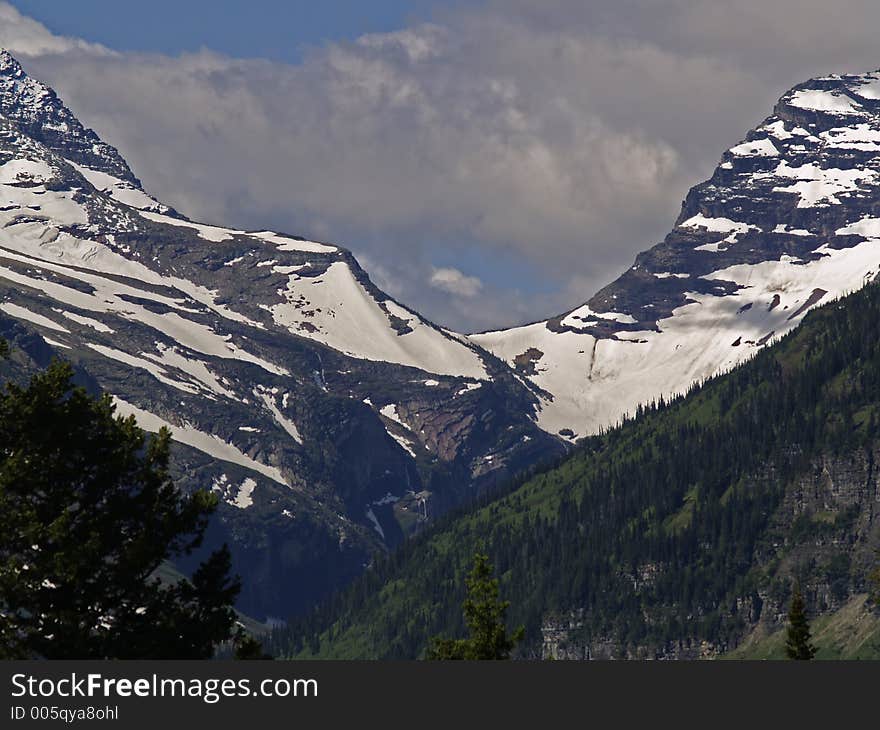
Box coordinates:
[0,51,135,183]
[0,50,564,619]
[474,70,880,440]
[5,47,880,625]
[540,446,880,659]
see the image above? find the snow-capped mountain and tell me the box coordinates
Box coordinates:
[0,50,561,618]
[5,45,880,620]
[473,71,880,440]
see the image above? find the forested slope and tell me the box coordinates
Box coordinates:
[272,280,880,659]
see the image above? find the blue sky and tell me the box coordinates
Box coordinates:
[11,0,446,62]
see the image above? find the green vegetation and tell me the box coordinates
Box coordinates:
[0,346,250,658]
[726,595,880,659]
[233,634,274,660]
[785,583,816,660]
[427,552,524,660]
[271,281,880,659]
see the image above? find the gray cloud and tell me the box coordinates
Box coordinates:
[2,1,879,331]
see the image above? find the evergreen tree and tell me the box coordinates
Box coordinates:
[427,552,524,660]
[868,563,880,609]
[233,632,273,660]
[785,583,816,660]
[242,280,880,659]
[0,357,241,658]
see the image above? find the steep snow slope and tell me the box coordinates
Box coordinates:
[0,50,558,618]
[473,71,880,439]
[6,44,879,617]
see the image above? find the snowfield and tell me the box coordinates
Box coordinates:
[2,49,879,481]
[474,239,880,438]
[112,397,286,485]
[473,70,880,439]
[270,260,488,378]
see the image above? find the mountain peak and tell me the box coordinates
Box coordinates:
[0,48,138,184]
[0,46,562,619]
[473,66,880,440]
[0,48,25,77]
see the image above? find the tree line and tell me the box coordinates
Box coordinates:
[272,280,880,659]
[0,337,266,659]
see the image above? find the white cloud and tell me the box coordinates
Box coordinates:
[429,267,483,298]
[4,1,880,330]
[0,2,112,56]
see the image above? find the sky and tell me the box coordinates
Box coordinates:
[2,1,880,332]
[10,1,446,63]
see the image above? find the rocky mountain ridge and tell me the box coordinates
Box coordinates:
[474,70,880,439]
[4,49,880,624]
[0,50,562,619]
[540,445,880,660]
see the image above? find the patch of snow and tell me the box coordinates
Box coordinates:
[270,261,488,379]
[58,310,115,333]
[729,137,779,157]
[836,216,880,239]
[769,161,876,207]
[379,404,417,456]
[229,478,257,509]
[761,120,793,140]
[112,397,286,485]
[561,304,637,327]
[254,385,303,445]
[380,403,409,429]
[680,213,758,239]
[455,382,482,396]
[0,217,268,330]
[143,343,238,399]
[42,336,71,349]
[68,161,165,212]
[773,224,812,236]
[787,89,862,115]
[818,124,880,151]
[0,253,286,376]
[87,343,200,394]
[383,299,415,323]
[271,264,309,275]
[387,430,417,457]
[0,158,52,185]
[139,210,238,242]
[853,78,880,100]
[0,302,70,332]
[253,230,337,254]
[471,237,880,438]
